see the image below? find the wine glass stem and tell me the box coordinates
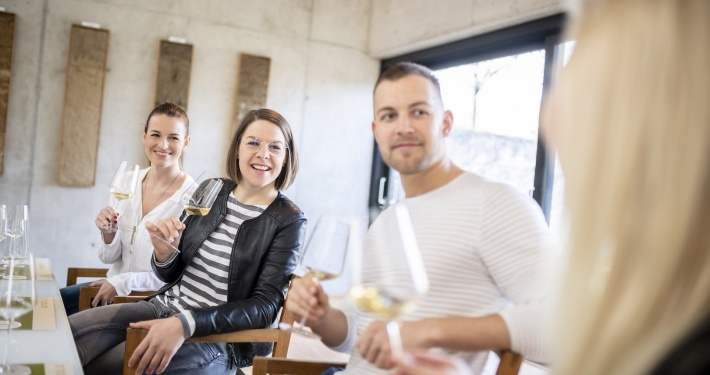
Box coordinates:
[296,311,308,329]
[386,320,403,359]
[1,320,11,368]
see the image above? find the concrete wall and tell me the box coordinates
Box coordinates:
[0,0,564,287]
[369,0,564,58]
[0,0,378,286]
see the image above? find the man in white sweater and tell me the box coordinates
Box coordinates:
[285,62,553,374]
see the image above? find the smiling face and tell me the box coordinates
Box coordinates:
[236,119,287,192]
[372,74,452,176]
[142,114,190,168]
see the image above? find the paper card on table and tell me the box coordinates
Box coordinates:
[32,297,56,330]
[35,258,54,280]
[3,297,55,331]
[23,363,73,375]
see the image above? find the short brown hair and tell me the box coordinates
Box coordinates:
[144,103,190,135]
[226,108,299,191]
[375,62,442,101]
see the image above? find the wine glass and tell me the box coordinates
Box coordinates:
[348,203,428,358]
[279,216,357,339]
[0,206,28,266]
[152,175,224,252]
[0,255,35,375]
[101,161,140,233]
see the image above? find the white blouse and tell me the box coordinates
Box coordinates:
[98,167,194,295]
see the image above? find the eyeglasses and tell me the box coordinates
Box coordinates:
[242,137,288,157]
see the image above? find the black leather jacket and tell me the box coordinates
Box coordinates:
[151,179,306,367]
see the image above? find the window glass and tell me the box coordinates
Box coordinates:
[435,50,546,196]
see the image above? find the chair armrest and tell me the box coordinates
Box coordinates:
[66,267,109,286]
[252,357,347,375]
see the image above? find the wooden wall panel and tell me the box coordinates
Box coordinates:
[154,40,193,109]
[57,25,109,187]
[0,11,16,177]
[233,54,270,133]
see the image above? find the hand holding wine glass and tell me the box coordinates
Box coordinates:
[349,204,428,359]
[98,161,140,233]
[280,216,356,339]
[149,175,224,254]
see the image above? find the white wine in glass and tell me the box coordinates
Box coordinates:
[348,203,428,358]
[279,216,357,339]
[109,161,140,201]
[102,161,140,233]
[153,176,224,252]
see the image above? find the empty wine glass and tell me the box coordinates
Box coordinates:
[348,203,428,358]
[0,206,28,266]
[0,255,35,375]
[152,175,224,252]
[101,161,140,233]
[279,216,357,339]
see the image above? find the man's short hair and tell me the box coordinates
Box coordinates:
[374,62,442,98]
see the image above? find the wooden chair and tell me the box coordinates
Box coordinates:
[66,267,109,286]
[68,266,156,312]
[122,306,295,375]
[78,286,155,311]
[250,349,523,375]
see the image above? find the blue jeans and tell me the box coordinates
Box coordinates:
[70,298,232,374]
[60,281,92,316]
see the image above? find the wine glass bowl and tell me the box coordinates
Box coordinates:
[102,161,140,233]
[348,203,428,358]
[0,205,28,266]
[279,216,357,339]
[0,255,35,375]
[152,176,224,253]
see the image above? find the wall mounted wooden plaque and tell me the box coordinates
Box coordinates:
[57,25,109,187]
[233,54,270,133]
[0,11,16,177]
[154,40,193,109]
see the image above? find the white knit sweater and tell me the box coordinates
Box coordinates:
[332,173,554,374]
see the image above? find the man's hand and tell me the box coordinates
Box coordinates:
[357,320,431,369]
[127,317,186,375]
[284,276,331,327]
[89,279,117,307]
[392,352,473,375]
[146,217,184,261]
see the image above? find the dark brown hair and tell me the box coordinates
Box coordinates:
[226,108,299,191]
[144,103,190,135]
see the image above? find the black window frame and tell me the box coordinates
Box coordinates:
[368,14,566,223]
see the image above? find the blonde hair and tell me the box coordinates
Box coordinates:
[553,0,710,374]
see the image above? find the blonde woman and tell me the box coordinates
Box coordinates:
[394,0,710,374]
[550,0,710,374]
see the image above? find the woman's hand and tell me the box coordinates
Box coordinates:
[95,206,118,242]
[127,317,186,375]
[284,276,331,328]
[89,279,117,307]
[146,217,184,261]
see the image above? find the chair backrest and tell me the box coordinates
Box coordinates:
[66,267,109,286]
[496,350,524,375]
[78,286,155,312]
[250,349,524,375]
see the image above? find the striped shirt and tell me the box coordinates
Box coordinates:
[157,193,266,334]
[333,173,554,374]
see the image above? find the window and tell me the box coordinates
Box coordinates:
[368,15,567,225]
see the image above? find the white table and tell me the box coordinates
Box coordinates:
[6,271,83,373]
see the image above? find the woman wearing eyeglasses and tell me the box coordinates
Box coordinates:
[70,108,306,375]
